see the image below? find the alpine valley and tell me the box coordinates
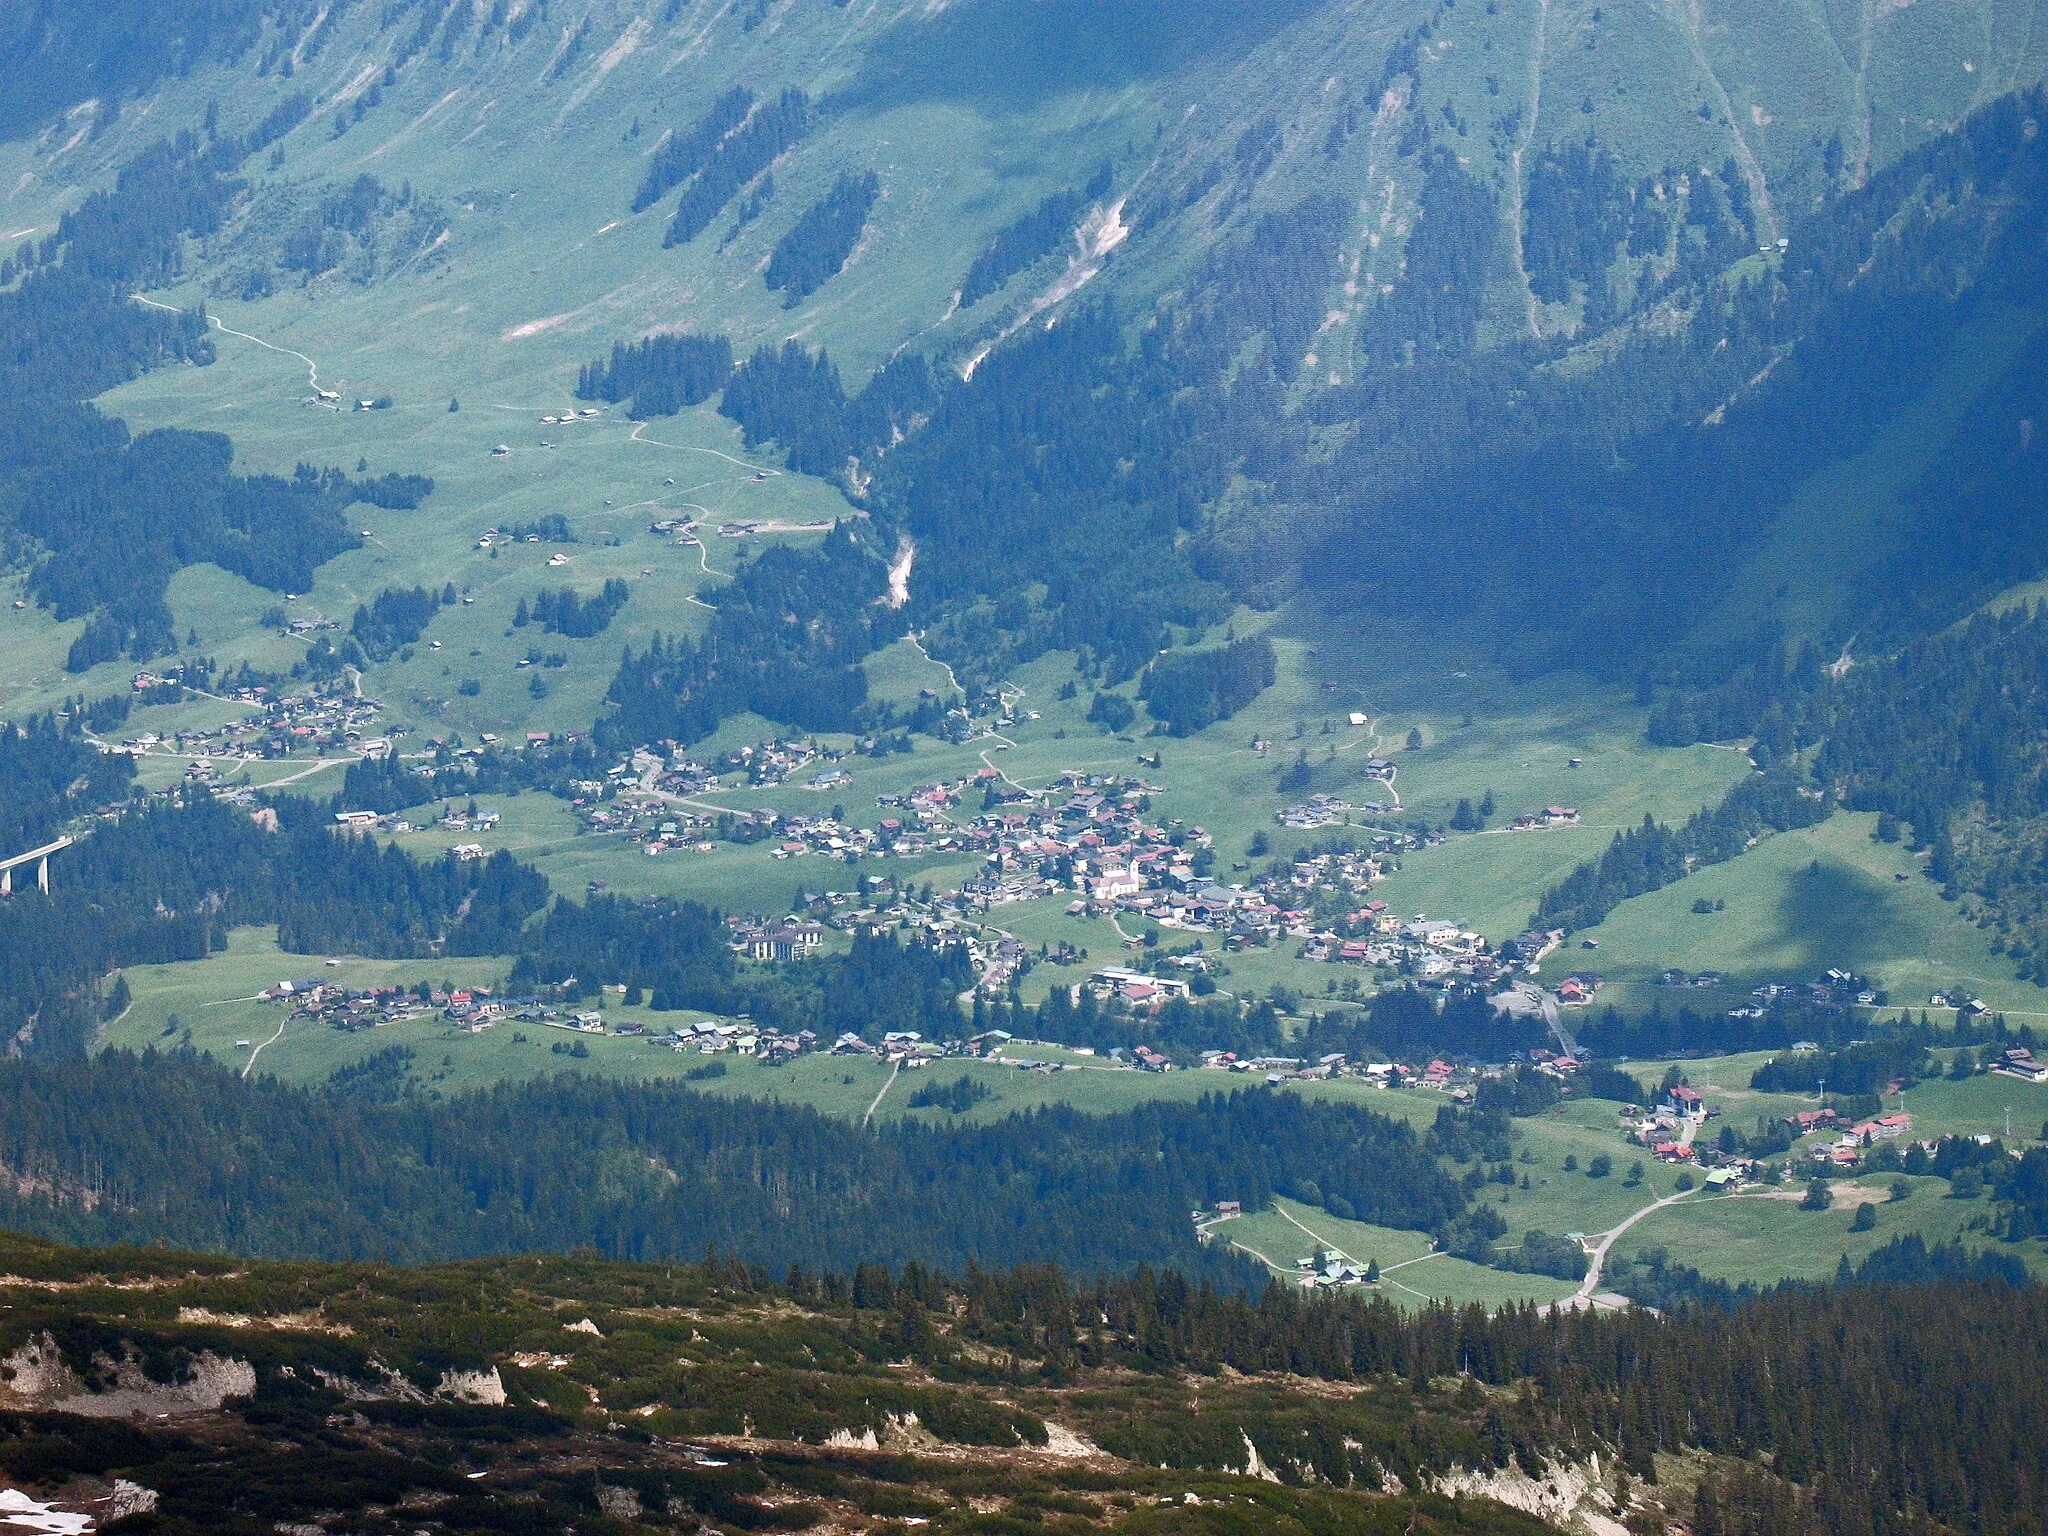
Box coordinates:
[1,2,2047,1532]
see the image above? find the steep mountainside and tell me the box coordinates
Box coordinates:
[0,2,2035,698]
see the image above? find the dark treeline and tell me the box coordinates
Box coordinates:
[1305,90,2048,679]
[1649,601,2048,980]
[574,331,733,418]
[1523,144,1757,315]
[506,898,971,1041]
[44,447,425,672]
[600,522,905,748]
[336,732,621,816]
[0,101,429,669]
[504,892,736,1012]
[0,793,546,1056]
[519,579,629,639]
[718,342,941,480]
[0,1054,1457,1284]
[0,716,134,854]
[930,1263,2048,1535]
[1533,768,1832,934]
[1359,148,1501,363]
[1605,1232,2030,1315]
[1299,987,1551,1066]
[873,196,1350,684]
[764,169,879,305]
[1138,634,1277,735]
[1027,986,1285,1063]
[957,167,1108,306]
[0,1,321,140]
[664,88,812,246]
[632,84,753,212]
[349,584,449,661]
[695,197,1343,696]
[1749,1037,1929,1096]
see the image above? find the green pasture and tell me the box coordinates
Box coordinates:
[1223,1196,1582,1311]
[1609,1178,2008,1289]
[1541,810,2043,1014]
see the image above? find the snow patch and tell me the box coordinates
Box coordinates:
[561,15,650,118]
[0,1489,91,1536]
[328,60,382,110]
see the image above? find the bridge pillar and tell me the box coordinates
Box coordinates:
[36,856,47,893]
[0,867,8,895]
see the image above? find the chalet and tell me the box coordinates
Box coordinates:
[1787,1108,1839,1134]
[1087,967,1191,1005]
[1994,1049,2048,1083]
[1662,1085,1705,1119]
[742,922,823,962]
[1213,1200,1242,1216]
[1506,929,1564,966]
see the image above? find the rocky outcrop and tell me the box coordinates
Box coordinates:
[1433,1454,1626,1536]
[438,1366,508,1405]
[0,1332,253,1419]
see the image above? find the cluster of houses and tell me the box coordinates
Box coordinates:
[113,679,387,767]
[1505,806,1581,831]
[670,1020,815,1061]
[1295,1247,1374,1287]
[1301,916,1513,985]
[263,979,445,1031]
[1276,793,1372,830]
[1729,970,1882,1018]
[1780,1105,1916,1166]
[571,743,1010,863]
[1278,845,1396,924]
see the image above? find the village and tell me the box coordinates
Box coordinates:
[110,675,389,773]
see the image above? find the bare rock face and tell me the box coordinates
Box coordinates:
[437,1366,508,1405]
[596,1484,643,1520]
[104,1480,159,1521]
[1433,1454,1626,1535]
[0,1332,255,1418]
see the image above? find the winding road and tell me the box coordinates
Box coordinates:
[133,294,330,395]
[1572,1188,1696,1305]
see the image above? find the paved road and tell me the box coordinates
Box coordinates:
[1572,1189,1696,1305]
